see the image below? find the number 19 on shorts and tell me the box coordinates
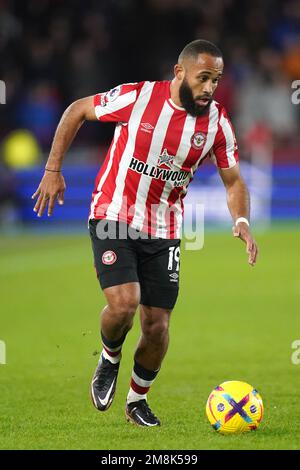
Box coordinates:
[168,246,180,271]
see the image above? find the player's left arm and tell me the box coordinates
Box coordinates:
[219,164,258,266]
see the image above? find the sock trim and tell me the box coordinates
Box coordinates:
[103,345,121,357]
[132,370,154,388]
[101,330,126,350]
[130,378,149,395]
[133,360,159,381]
[101,349,121,364]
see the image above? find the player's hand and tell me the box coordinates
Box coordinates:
[31,171,66,217]
[232,222,258,266]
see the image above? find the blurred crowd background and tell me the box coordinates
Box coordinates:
[0,0,299,228]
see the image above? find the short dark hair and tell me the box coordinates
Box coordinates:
[178,39,222,63]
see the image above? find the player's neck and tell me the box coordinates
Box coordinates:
[169,79,183,108]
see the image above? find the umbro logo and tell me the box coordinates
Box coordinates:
[140,122,154,133]
[169,272,179,282]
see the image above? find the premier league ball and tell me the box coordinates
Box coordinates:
[206,380,264,434]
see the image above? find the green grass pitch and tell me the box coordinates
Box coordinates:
[0,226,300,450]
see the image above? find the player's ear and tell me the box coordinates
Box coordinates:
[174,64,184,82]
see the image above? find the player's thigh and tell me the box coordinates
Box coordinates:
[138,239,181,310]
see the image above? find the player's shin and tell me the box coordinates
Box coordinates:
[127,360,159,404]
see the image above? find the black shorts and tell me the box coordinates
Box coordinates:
[88,219,180,310]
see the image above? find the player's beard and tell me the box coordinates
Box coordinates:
[179,78,212,117]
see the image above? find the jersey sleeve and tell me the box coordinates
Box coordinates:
[210,107,239,169]
[93,82,143,123]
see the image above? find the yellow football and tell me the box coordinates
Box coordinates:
[206,380,264,434]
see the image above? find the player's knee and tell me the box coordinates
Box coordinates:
[142,316,170,344]
[109,297,138,326]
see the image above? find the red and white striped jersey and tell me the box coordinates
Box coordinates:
[89,80,238,238]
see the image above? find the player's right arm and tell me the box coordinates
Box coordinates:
[31,96,97,217]
[32,82,142,217]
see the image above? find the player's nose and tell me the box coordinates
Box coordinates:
[202,80,213,95]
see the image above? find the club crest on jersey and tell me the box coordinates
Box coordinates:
[102,250,117,265]
[157,148,174,169]
[190,132,206,150]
